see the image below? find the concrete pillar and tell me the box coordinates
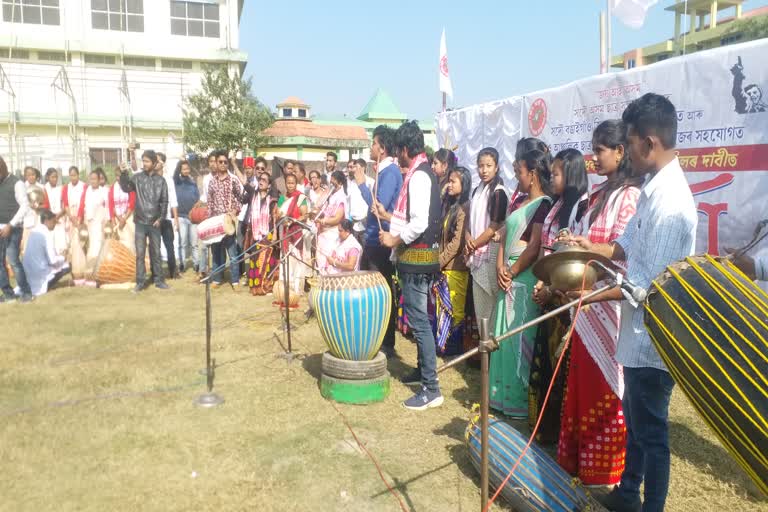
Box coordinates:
[710,1,718,28]
[698,13,705,31]
[736,3,743,18]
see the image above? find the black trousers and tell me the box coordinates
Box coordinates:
[360,245,397,351]
[160,219,176,276]
[135,222,164,285]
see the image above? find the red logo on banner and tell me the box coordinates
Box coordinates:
[528,98,547,137]
[440,56,449,77]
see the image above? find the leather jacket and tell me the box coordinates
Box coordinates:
[119,170,168,225]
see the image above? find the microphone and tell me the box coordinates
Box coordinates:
[589,260,648,303]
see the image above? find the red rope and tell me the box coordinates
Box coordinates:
[329,401,409,512]
[483,262,598,512]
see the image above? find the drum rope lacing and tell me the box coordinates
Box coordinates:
[484,261,598,512]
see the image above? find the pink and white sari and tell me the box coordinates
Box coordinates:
[316,188,346,273]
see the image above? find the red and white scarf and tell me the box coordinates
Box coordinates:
[250,192,272,240]
[390,153,428,237]
[572,183,640,399]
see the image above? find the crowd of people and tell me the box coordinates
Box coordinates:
[1,91,735,511]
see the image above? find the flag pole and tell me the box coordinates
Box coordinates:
[442,92,446,113]
[606,0,612,72]
[600,10,607,73]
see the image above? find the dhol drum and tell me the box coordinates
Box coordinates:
[95,239,136,285]
[312,271,392,361]
[466,415,606,512]
[189,204,209,225]
[197,213,235,246]
[645,254,768,495]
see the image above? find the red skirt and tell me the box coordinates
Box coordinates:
[557,331,626,486]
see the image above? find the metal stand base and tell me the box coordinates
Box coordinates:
[276,351,298,363]
[194,392,224,407]
[198,368,212,376]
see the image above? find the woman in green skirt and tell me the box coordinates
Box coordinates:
[490,149,552,417]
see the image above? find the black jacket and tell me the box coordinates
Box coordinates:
[119,170,168,225]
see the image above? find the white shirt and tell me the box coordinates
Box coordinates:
[22,224,66,296]
[46,183,63,215]
[398,171,431,245]
[163,174,178,221]
[346,182,369,232]
[614,157,697,371]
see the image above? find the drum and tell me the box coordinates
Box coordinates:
[311,271,391,361]
[197,213,235,246]
[466,415,605,512]
[645,254,768,495]
[95,239,136,285]
[189,204,209,225]
[272,280,300,308]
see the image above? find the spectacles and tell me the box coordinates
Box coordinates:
[255,166,266,171]
[217,159,228,164]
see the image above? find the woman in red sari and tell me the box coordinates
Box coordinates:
[556,120,642,486]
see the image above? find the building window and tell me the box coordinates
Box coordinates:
[282,108,292,118]
[124,56,155,68]
[37,50,70,63]
[161,59,193,70]
[2,0,60,25]
[170,1,220,38]
[298,109,307,118]
[627,58,636,69]
[84,54,117,65]
[721,34,742,46]
[0,47,31,60]
[89,148,121,169]
[91,0,144,32]
[656,54,669,62]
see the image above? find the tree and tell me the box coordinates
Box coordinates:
[725,16,768,40]
[183,67,273,153]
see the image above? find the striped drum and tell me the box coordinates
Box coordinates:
[466,415,605,512]
[312,271,392,361]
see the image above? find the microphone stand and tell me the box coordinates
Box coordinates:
[436,261,646,512]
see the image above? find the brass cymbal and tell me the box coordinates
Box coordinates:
[532,246,617,291]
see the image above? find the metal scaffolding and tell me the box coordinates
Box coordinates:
[0,63,19,173]
[51,65,82,170]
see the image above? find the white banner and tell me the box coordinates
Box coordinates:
[437,39,768,256]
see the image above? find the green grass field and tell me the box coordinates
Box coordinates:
[0,276,764,511]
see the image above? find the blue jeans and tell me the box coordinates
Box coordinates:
[400,272,439,392]
[177,217,198,268]
[0,226,31,297]
[211,234,238,284]
[618,366,675,512]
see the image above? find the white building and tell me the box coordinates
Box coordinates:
[0,0,246,175]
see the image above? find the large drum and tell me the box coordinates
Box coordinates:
[311,271,391,361]
[189,204,209,225]
[645,254,768,495]
[95,239,136,285]
[197,213,235,246]
[466,415,605,511]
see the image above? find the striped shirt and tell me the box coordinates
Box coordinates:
[614,157,697,371]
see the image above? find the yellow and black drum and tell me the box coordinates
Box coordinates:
[644,254,768,495]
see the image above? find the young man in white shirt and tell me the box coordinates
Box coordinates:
[23,209,69,296]
[570,93,697,512]
[157,152,180,279]
[379,121,443,411]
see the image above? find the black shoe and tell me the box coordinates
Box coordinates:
[380,346,396,359]
[132,284,144,294]
[18,293,35,304]
[400,369,422,386]
[304,308,314,320]
[155,282,170,290]
[595,486,641,512]
[0,294,16,304]
[193,264,199,273]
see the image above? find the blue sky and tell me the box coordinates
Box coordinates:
[240,0,767,120]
